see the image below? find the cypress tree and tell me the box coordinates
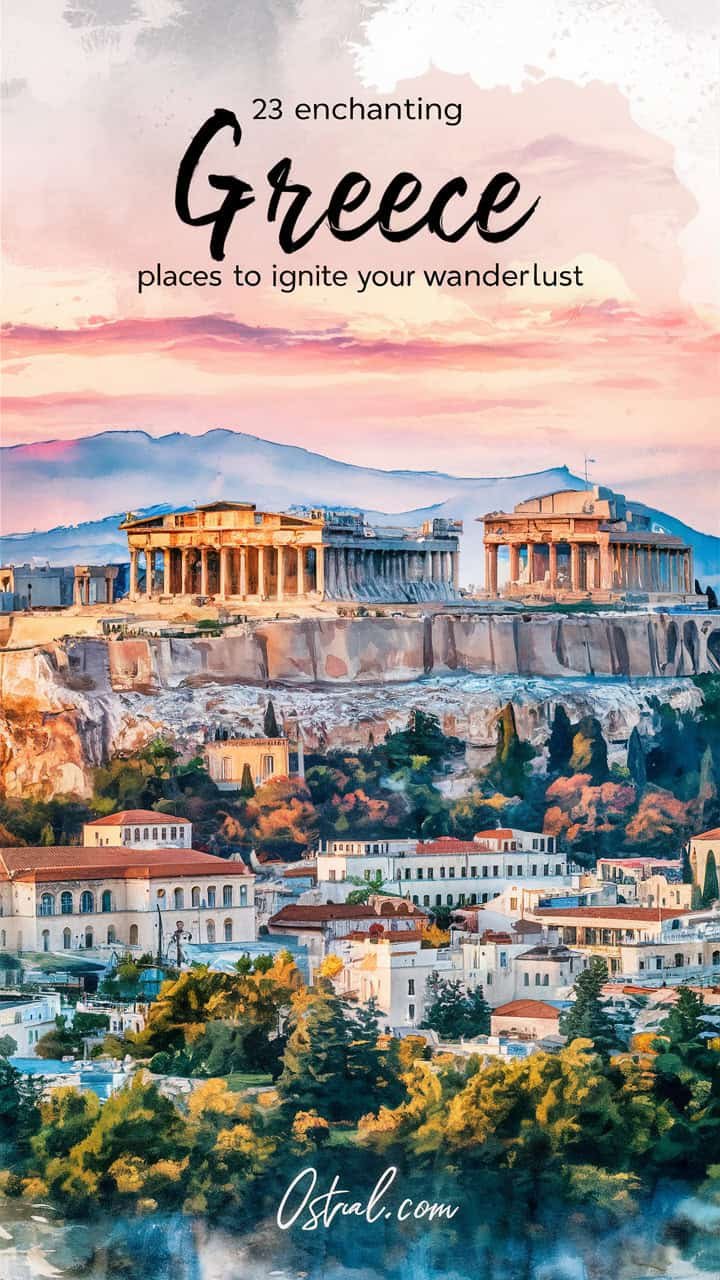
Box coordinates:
[548,704,574,775]
[569,715,609,784]
[702,849,719,906]
[239,763,255,798]
[627,727,647,791]
[559,958,618,1055]
[263,698,281,738]
[277,986,351,1120]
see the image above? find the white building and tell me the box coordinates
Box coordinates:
[533,904,720,984]
[0,990,62,1056]
[83,810,192,849]
[330,931,586,1029]
[313,829,578,910]
[0,844,255,956]
[596,856,692,909]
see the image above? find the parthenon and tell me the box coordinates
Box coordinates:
[121,502,462,604]
[482,487,693,599]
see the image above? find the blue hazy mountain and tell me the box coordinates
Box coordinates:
[1,429,717,587]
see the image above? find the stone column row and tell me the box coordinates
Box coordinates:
[130,544,324,602]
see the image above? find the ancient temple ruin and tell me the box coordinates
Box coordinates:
[482,487,694,599]
[121,502,462,605]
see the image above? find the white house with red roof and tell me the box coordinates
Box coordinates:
[83,810,192,850]
[0,844,255,956]
[311,828,578,910]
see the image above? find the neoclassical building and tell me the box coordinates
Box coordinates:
[121,502,462,604]
[0,844,255,956]
[481,486,693,598]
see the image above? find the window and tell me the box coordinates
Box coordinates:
[543,974,549,986]
[555,864,562,876]
[224,919,233,941]
[446,894,453,905]
[101,890,112,913]
[440,867,446,879]
[510,897,518,911]
[107,926,116,944]
[408,979,415,995]
[408,1003,415,1021]
[129,924,139,946]
[221,757,232,781]
[191,886,201,908]
[417,868,423,880]
[449,867,455,878]
[261,754,275,780]
[329,870,336,882]
[523,972,529,986]
[161,828,167,841]
[60,891,73,915]
[173,888,185,910]
[493,866,499,877]
[207,886,216,908]
[535,973,541,986]
[134,828,140,841]
[80,891,94,914]
[152,827,158,841]
[170,826,177,840]
[532,839,538,850]
[544,865,549,876]
[412,896,419,905]
[482,866,488,878]
[423,895,430,907]
[435,894,441,906]
[143,828,149,840]
[239,886,247,906]
[532,865,538,877]
[63,928,71,950]
[471,866,477,877]
[427,868,434,880]
[486,973,492,985]
[40,893,55,917]
[223,885,233,907]
[499,951,507,968]
[41,929,50,952]
[85,928,94,949]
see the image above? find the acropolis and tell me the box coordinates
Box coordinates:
[482,486,694,599]
[120,502,462,605]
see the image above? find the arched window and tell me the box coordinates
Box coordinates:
[107,926,116,944]
[223,919,233,942]
[60,891,73,915]
[63,928,71,950]
[84,928,94,949]
[80,891,94,914]
[41,929,50,952]
[40,893,55,917]
[207,886,216,908]
[191,886,200,908]
[206,920,216,943]
[222,885,233,907]
[101,890,112,913]
[134,828,140,842]
[712,950,720,967]
[143,828,149,840]
[129,924,139,946]
[173,888,184,909]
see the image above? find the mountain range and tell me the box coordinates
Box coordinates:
[1,429,718,588]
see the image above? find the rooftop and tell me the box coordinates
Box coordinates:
[694,828,720,840]
[0,846,252,883]
[268,899,427,926]
[492,1000,560,1020]
[535,906,685,922]
[86,810,191,827]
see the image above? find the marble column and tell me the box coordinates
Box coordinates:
[570,543,581,590]
[599,543,612,591]
[200,547,209,597]
[277,546,285,601]
[296,547,305,596]
[145,550,154,599]
[316,545,325,597]
[129,550,138,599]
[526,542,536,584]
[73,574,83,607]
[424,549,433,582]
[163,549,171,596]
[509,543,520,583]
[219,547,230,598]
[238,548,247,598]
[452,550,460,592]
[548,542,558,588]
[257,546,266,599]
[181,549,190,595]
[487,545,498,595]
[105,573,114,604]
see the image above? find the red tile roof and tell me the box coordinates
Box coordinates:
[694,828,720,840]
[269,899,427,927]
[0,846,252,883]
[492,1000,560,1020]
[474,829,517,840]
[86,810,190,827]
[418,839,479,854]
[534,906,685,922]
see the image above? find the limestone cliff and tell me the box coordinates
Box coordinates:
[0,611,716,799]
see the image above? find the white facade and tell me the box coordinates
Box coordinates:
[0,847,256,957]
[0,990,62,1056]
[83,812,192,850]
[313,829,575,910]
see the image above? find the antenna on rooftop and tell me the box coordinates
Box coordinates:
[584,457,597,486]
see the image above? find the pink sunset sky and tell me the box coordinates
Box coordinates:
[2,0,718,533]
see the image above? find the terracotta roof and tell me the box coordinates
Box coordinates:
[283,864,316,878]
[694,829,720,840]
[534,906,685,922]
[86,810,191,827]
[0,846,252,883]
[492,1000,560,1019]
[474,829,518,840]
[417,838,479,854]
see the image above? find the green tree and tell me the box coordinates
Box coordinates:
[0,1057,41,1151]
[485,703,535,797]
[548,704,574,775]
[702,849,719,906]
[627,727,647,792]
[277,984,351,1120]
[559,959,619,1055]
[239,763,255,798]
[264,699,281,738]
[40,822,55,846]
[569,716,609,784]
[421,974,490,1039]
